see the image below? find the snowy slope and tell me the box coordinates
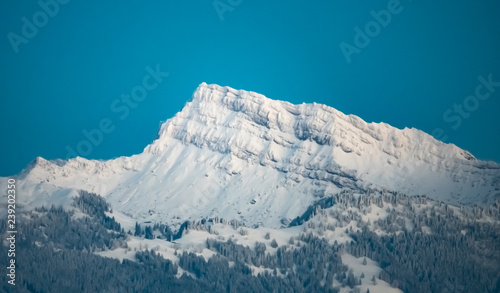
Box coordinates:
[1,83,499,228]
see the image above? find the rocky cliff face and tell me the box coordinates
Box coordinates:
[150,83,500,202]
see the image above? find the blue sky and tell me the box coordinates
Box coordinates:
[1,0,499,176]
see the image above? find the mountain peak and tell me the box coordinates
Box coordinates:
[190,82,275,110]
[146,83,500,206]
[2,83,499,228]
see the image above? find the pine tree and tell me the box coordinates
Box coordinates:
[145,226,154,239]
[134,222,142,236]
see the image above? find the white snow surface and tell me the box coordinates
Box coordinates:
[1,83,499,228]
[339,253,403,293]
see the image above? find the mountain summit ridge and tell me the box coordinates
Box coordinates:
[2,83,499,227]
[156,82,494,165]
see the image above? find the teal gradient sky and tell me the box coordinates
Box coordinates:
[1,0,499,176]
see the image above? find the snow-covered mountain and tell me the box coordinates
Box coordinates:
[2,83,499,228]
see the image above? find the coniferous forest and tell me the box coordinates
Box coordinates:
[1,190,499,293]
